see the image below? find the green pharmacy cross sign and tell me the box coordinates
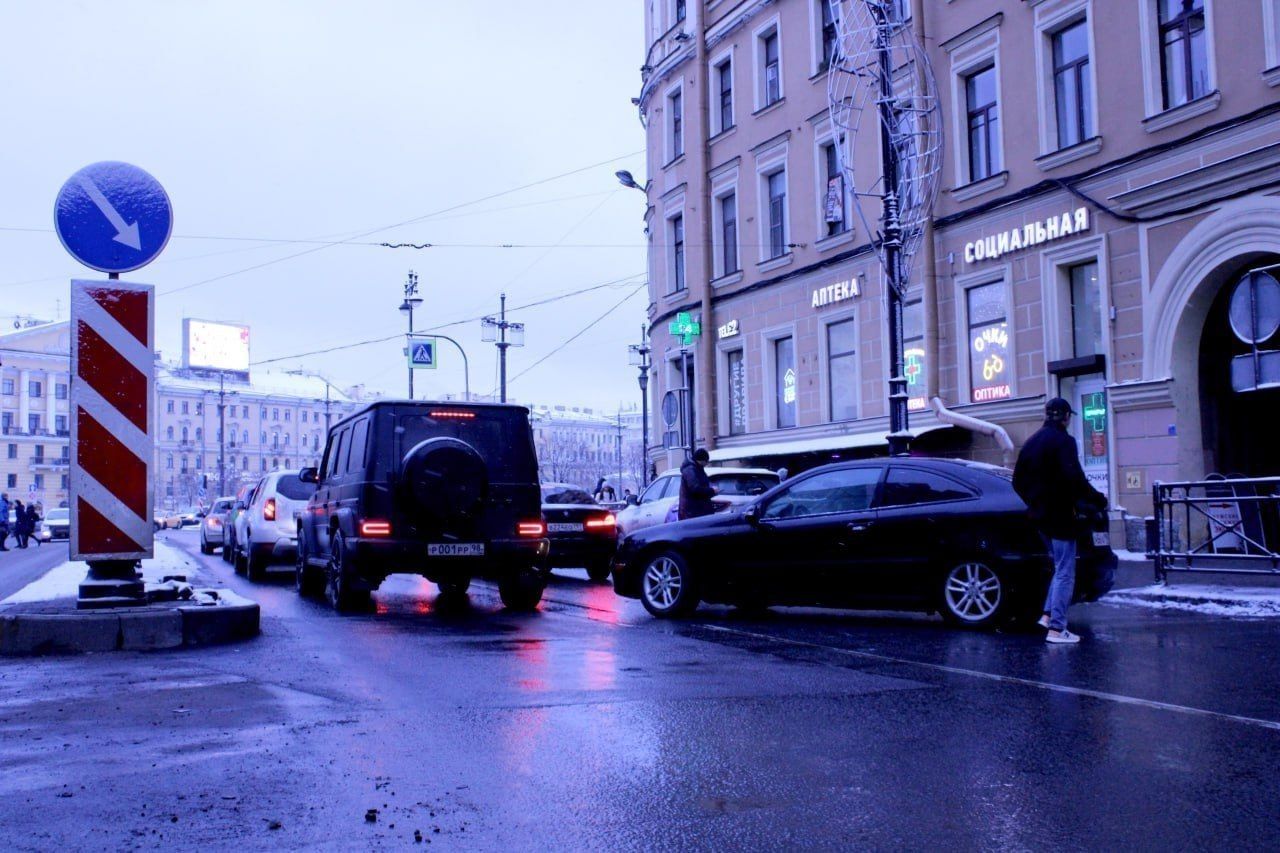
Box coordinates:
[1081,393,1107,432]
[669,312,701,346]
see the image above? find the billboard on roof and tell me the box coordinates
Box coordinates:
[184,319,250,374]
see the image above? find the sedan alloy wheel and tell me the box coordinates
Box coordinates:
[640,551,698,618]
[941,561,1004,627]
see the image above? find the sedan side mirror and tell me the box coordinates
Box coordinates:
[299,467,319,484]
[743,504,761,525]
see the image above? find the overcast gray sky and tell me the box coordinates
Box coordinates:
[1,0,648,412]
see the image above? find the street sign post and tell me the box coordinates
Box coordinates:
[407,337,439,370]
[55,162,173,274]
[56,161,169,609]
[70,280,155,606]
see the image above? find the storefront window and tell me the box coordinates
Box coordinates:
[775,336,797,428]
[1069,261,1102,357]
[728,349,747,435]
[967,282,1011,403]
[827,318,857,421]
[903,300,927,412]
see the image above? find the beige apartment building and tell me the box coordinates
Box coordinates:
[1,320,357,511]
[637,0,1280,521]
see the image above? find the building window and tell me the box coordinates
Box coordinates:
[1,379,13,396]
[821,141,848,236]
[166,426,174,440]
[5,474,14,488]
[166,400,174,414]
[181,426,188,442]
[717,58,734,133]
[1053,20,1092,149]
[242,457,249,470]
[1159,0,1208,109]
[181,401,188,415]
[284,410,291,422]
[242,406,249,418]
[28,414,40,434]
[675,0,686,24]
[195,427,203,442]
[33,474,43,489]
[670,214,686,293]
[195,454,203,469]
[1069,261,1103,357]
[767,170,788,259]
[301,411,308,424]
[904,300,926,411]
[34,445,44,463]
[966,282,1012,403]
[6,444,15,459]
[761,27,781,107]
[55,383,68,400]
[29,381,42,398]
[775,337,797,428]
[260,409,266,420]
[827,318,857,421]
[166,454,174,470]
[181,455,188,472]
[720,193,739,275]
[727,349,747,435]
[61,474,69,489]
[55,415,68,434]
[819,0,838,72]
[965,65,1000,181]
[243,430,249,444]
[668,88,684,160]
[272,408,279,421]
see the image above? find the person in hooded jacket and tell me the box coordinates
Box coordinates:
[1013,397,1107,645]
[678,448,717,521]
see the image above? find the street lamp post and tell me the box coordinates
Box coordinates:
[481,294,524,403]
[628,325,652,487]
[399,270,423,400]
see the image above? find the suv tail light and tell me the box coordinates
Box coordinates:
[359,520,392,537]
[263,498,277,521]
[585,514,616,532]
[517,520,546,537]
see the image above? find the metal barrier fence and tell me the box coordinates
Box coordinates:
[1149,476,1280,581]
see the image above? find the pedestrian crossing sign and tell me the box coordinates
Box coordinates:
[407,337,438,370]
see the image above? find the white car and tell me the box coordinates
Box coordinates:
[232,470,317,580]
[615,466,780,537]
[38,507,71,542]
[199,496,235,555]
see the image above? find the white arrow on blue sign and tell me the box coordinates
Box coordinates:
[408,337,438,370]
[54,161,173,274]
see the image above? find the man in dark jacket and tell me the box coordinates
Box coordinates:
[678,448,717,520]
[0,493,10,551]
[1013,397,1107,645]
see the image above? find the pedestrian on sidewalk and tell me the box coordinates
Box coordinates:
[1013,397,1108,645]
[0,492,10,551]
[678,448,717,521]
[12,499,30,549]
[25,503,41,547]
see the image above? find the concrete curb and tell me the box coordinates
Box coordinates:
[0,596,259,656]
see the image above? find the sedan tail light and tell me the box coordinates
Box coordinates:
[517,520,546,537]
[263,498,277,521]
[585,514,616,532]
[359,520,392,537]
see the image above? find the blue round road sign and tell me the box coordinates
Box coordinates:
[54,161,173,273]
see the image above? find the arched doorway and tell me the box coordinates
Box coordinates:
[1197,257,1280,477]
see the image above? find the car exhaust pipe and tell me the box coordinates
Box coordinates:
[929,396,1015,468]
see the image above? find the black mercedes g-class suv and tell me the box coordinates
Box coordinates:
[295,401,550,611]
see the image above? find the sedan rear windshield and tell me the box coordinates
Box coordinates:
[711,473,779,496]
[211,500,233,513]
[542,486,595,504]
[46,509,70,522]
[399,411,538,483]
[275,476,316,501]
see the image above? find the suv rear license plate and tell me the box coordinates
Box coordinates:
[1092,532,1109,547]
[547,522,583,533]
[428,543,484,557]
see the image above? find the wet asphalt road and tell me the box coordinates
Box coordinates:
[0,540,67,601]
[1,530,1279,850]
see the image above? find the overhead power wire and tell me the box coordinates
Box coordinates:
[158,149,643,297]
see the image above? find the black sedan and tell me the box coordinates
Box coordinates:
[541,483,618,582]
[613,457,1113,628]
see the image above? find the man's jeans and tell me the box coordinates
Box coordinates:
[1043,537,1077,632]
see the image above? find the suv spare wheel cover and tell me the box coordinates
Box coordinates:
[402,437,489,524]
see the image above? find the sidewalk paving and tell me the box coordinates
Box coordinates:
[0,539,259,655]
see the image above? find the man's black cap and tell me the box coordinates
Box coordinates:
[692,448,710,463]
[1045,397,1075,419]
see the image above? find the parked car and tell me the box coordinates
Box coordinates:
[615,466,780,536]
[199,496,235,555]
[153,509,182,531]
[221,483,257,564]
[613,457,1114,629]
[177,507,203,527]
[540,483,617,582]
[296,401,549,611]
[231,471,316,580]
[38,507,71,542]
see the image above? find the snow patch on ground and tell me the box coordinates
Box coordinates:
[1112,549,1151,563]
[1104,584,1280,618]
[1,540,203,605]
